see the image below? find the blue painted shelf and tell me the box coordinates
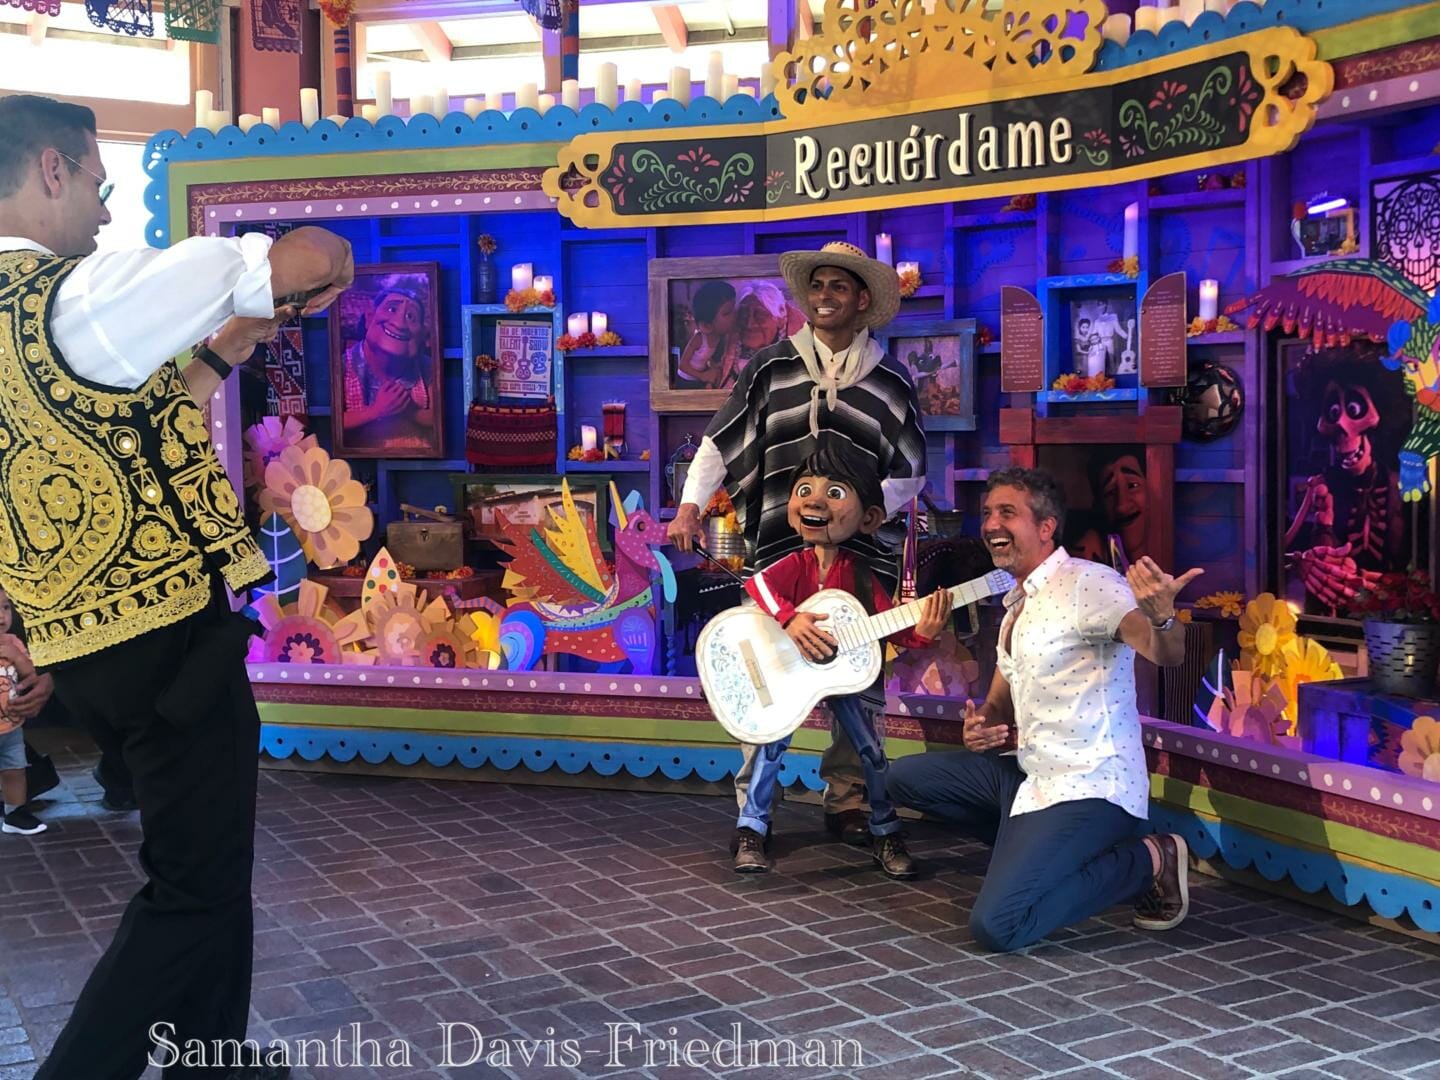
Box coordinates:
[566,460,650,473]
[564,346,648,359]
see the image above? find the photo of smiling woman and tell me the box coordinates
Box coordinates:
[330,263,444,458]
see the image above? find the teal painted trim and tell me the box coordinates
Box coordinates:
[144,96,781,248]
[259,723,826,791]
[1094,0,1427,72]
[1148,804,1440,933]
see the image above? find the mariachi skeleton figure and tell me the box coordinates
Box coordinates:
[1284,350,1408,614]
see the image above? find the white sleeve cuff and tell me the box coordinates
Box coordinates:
[679,436,728,508]
[232,232,275,318]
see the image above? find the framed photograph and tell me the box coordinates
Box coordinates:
[873,319,977,431]
[648,255,808,412]
[330,262,444,459]
[1273,340,1433,622]
[1067,290,1139,378]
[449,473,614,553]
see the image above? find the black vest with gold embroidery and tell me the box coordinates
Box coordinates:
[0,251,269,666]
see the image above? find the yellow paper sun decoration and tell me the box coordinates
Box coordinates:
[259,444,374,569]
[1276,636,1342,734]
[1399,716,1440,782]
[1237,593,1297,680]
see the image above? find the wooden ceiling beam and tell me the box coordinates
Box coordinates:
[409,20,452,63]
[652,4,688,52]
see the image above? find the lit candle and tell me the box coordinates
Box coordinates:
[299,87,320,127]
[463,97,482,119]
[562,79,580,110]
[194,90,213,132]
[581,424,598,452]
[597,63,619,109]
[760,65,777,98]
[1198,279,1220,322]
[533,275,554,295]
[361,104,380,123]
[1123,203,1140,262]
[512,263,534,292]
[626,78,643,104]
[517,83,539,111]
[896,260,920,278]
[875,233,894,266]
[669,66,691,103]
[568,312,590,337]
[722,74,739,100]
[1101,13,1131,44]
[262,107,281,128]
[373,68,392,116]
[706,51,725,99]
[538,93,555,115]
[238,113,260,133]
[591,311,608,336]
[1134,5,1161,32]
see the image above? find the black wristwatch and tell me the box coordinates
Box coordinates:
[192,343,234,380]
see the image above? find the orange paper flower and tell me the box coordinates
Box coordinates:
[259,445,374,569]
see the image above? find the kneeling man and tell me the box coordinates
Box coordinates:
[889,467,1201,953]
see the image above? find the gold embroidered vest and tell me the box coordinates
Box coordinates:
[0,251,269,665]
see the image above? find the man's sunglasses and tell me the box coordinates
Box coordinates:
[56,150,113,205]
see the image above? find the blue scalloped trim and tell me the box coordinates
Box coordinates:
[1094,0,1425,72]
[1149,805,1440,932]
[259,723,825,791]
[144,96,781,248]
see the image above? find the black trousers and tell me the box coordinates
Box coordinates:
[36,602,262,1080]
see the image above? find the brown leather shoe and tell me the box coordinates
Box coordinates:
[824,809,870,847]
[873,833,919,880]
[1134,833,1190,931]
[732,828,771,873]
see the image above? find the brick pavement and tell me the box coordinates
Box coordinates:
[2,729,1439,1080]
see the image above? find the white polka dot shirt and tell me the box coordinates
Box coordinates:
[997,547,1149,821]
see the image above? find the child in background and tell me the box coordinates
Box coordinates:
[677,280,739,388]
[1,587,49,835]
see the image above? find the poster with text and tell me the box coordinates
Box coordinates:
[495,320,553,399]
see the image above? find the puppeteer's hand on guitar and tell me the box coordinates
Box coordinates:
[785,611,837,661]
[914,589,954,641]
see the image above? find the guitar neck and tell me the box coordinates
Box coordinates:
[855,575,1000,645]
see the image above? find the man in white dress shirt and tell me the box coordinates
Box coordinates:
[889,467,1201,953]
[0,95,352,1079]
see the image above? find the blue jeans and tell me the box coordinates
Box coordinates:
[737,694,901,838]
[888,750,1153,953]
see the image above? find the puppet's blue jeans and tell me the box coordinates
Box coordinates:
[737,694,901,837]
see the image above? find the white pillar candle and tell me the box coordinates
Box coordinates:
[410,94,431,119]
[1123,203,1140,262]
[373,68,392,115]
[238,113,260,133]
[432,87,448,116]
[211,110,232,130]
[562,79,580,110]
[324,114,346,125]
[299,88,320,127]
[580,425,598,452]
[484,91,502,113]
[736,86,756,98]
[875,233,894,266]
[194,90,213,131]
[463,97,482,118]
[652,90,673,102]
[597,63,619,109]
[722,74,739,100]
[1101,13,1131,43]
[625,78,643,104]
[1134,5,1161,32]
[760,65,777,98]
[512,263,534,292]
[1158,6,1184,27]
[1198,280,1220,322]
[591,312,608,336]
[1179,0,1203,21]
[705,51,725,99]
[262,106,281,128]
[517,83,539,111]
[538,93,555,114]
[568,312,589,337]
[668,66,691,103]
[361,104,380,123]
[533,275,554,295]
[1204,0,1226,11]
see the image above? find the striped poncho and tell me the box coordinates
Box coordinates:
[702,337,927,589]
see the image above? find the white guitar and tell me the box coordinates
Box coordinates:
[697,569,1015,745]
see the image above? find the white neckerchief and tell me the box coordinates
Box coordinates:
[790,324,884,436]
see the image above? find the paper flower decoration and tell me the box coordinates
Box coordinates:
[362,582,475,667]
[1107,255,1141,278]
[1277,635,1342,733]
[249,580,371,665]
[1051,373,1116,393]
[466,608,504,670]
[597,331,623,347]
[897,265,922,298]
[1237,593,1298,680]
[259,444,374,569]
[243,417,317,492]
[1196,591,1245,618]
[1399,716,1440,782]
[504,287,555,312]
[360,547,403,616]
[477,234,497,255]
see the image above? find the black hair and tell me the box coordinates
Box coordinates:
[986,466,1066,538]
[692,279,737,325]
[0,95,97,199]
[1086,445,1145,510]
[790,441,885,514]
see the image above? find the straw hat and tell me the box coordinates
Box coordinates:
[779,240,901,330]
